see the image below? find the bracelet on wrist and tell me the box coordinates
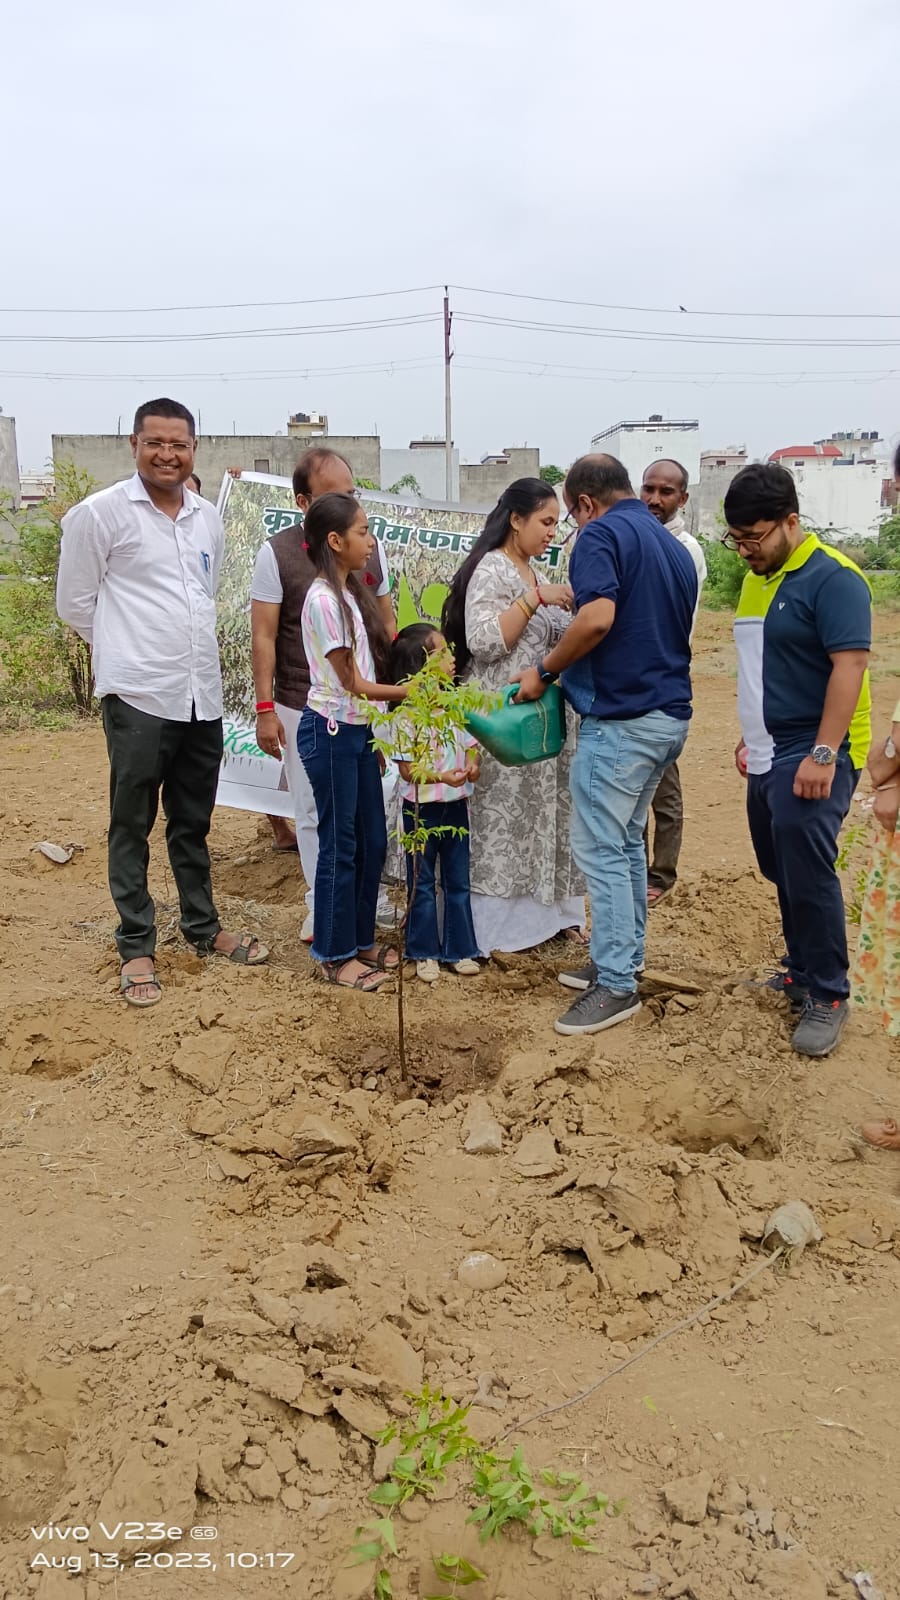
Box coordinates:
[515,596,534,622]
[255,700,276,714]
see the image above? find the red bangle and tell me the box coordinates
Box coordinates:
[255,701,275,714]
[536,589,545,606]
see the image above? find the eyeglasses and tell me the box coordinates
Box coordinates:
[139,437,193,455]
[720,519,783,554]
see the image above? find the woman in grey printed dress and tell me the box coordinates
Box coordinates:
[442,479,585,953]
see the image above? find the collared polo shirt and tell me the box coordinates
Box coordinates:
[57,473,225,721]
[734,533,871,772]
[562,497,697,721]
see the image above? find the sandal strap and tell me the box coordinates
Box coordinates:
[322,960,387,991]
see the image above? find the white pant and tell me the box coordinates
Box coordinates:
[276,702,318,912]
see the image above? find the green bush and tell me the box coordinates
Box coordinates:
[867,570,900,606]
[0,462,97,717]
[702,539,746,610]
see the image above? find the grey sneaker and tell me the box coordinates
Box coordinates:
[791,998,848,1058]
[558,960,598,992]
[762,971,809,1011]
[555,983,642,1036]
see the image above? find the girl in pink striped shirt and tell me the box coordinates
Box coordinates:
[298,494,407,991]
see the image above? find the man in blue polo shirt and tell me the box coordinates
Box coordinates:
[515,453,697,1034]
[727,462,871,1057]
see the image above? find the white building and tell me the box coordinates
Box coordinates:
[590,415,701,492]
[769,442,885,542]
[380,438,459,501]
[19,469,55,509]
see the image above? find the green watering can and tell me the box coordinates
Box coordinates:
[465,683,566,768]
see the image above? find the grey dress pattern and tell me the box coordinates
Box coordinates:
[463,551,583,906]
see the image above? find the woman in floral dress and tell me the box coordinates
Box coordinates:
[442,479,585,954]
[853,702,900,1146]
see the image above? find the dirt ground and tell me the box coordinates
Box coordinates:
[1,611,899,1600]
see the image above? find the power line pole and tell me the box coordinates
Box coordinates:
[443,286,453,502]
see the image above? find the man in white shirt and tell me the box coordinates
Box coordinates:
[250,448,393,942]
[57,398,268,1007]
[640,459,707,905]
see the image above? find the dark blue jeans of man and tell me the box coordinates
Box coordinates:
[402,799,482,964]
[297,709,386,965]
[746,755,858,1003]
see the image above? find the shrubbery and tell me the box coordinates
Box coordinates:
[0,462,96,718]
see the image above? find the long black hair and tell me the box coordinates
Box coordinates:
[303,493,391,679]
[441,478,558,677]
[389,622,437,684]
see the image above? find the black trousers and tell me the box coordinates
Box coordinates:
[644,760,683,892]
[746,756,858,1003]
[101,696,223,962]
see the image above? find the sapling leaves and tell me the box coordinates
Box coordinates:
[348,1386,613,1598]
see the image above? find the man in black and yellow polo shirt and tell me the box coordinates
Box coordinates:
[726,462,871,1058]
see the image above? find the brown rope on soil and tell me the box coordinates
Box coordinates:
[500,1246,785,1442]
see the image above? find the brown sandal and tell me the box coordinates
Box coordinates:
[320,959,389,992]
[358,941,400,972]
[191,932,269,965]
[120,967,162,1008]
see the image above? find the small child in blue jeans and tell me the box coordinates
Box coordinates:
[389,624,483,984]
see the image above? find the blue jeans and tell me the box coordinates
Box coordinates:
[402,799,481,963]
[297,709,387,964]
[570,711,689,992]
[747,756,858,1002]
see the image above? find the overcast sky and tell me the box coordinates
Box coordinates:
[3,0,899,475]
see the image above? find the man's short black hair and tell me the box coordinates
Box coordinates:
[188,473,201,492]
[645,457,689,493]
[565,453,633,506]
[133,398,196,437]
[292,447,352,501]
[724,462,799,530]
[894,439,900,481]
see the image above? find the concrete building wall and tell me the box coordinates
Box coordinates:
[380,446,459,502]
[459,447,540,508]
[52,433,382,499]
[697,448,748,538]
[0,415,20,508]
[786,458,884,541]
[591,419,701,494]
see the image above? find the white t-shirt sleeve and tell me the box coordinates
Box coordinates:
[375,540,389,598]
[250,541,284,604]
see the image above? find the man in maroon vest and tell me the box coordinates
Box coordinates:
[250,448,393,940]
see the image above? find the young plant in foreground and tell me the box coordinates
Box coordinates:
[349,1388,615,1600]
[372,655,495,1078]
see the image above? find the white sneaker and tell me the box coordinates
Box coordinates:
[376,894,396,927]
[450,958,481,976]
[301,911,314,944]
[416,960,440,984]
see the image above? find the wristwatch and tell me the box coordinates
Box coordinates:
[885,735,897,759]
[537,661,559,685]
[810,744,837,766]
